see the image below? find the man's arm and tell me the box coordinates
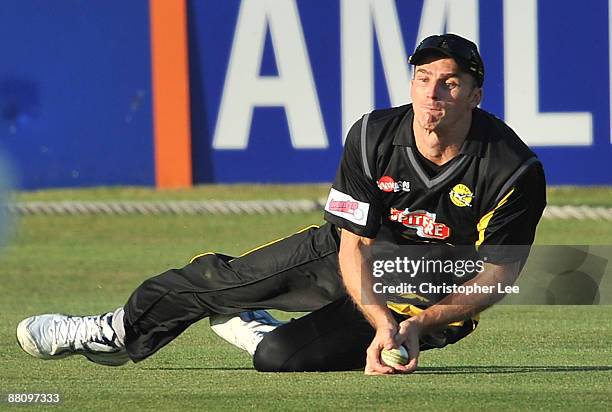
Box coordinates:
[395,260,522,373]
[338,229,399,375]
[390,163,546,373]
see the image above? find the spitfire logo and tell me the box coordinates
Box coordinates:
[377,176,411,193]
[389,208,450,240]
[449,184,474,207]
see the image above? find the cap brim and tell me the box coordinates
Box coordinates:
[409,48,455,65]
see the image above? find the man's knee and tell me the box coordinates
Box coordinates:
[252,325,367,372]
[252,331,293,372]
[252,329,321,372]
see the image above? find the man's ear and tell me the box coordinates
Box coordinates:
[470,87,482,108]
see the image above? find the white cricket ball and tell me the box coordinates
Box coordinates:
[380,345,410,368]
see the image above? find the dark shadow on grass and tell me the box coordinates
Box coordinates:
[141,365,612,374]
[416,365,612,375]
[140,367,254,371]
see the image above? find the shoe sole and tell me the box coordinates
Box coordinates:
[84,351,130,367]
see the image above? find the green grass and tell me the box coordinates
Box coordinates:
[11,184,612,206]
[546,186,612,207]
[12,184,332,202]
[1,187,612,411]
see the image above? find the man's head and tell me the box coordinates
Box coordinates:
[409,33,484,87]
[409,34,484,134]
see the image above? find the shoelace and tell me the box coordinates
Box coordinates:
[53,314,113,350]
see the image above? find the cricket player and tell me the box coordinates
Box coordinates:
[17,33,546,374]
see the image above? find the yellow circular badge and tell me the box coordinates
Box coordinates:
[449,184,473,207]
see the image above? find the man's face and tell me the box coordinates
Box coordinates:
[411,56,482,133]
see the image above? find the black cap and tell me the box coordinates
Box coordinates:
[409,33,484,87]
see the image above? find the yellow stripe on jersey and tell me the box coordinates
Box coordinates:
[475,188,515,247]
[386,301,425,317]
[386,300,478,326]
[189,224,320,263]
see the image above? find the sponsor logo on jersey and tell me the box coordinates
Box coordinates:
[389,208,450,240]
[328,200,359,215]
[449,184,474,207]
[377,176,411,193]
[325,188,369,226]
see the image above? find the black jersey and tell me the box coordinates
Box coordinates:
[324,104,546,263]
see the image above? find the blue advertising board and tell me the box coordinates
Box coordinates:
[189,0,612,185]
[0,0,611,188]
[0,0,153,189]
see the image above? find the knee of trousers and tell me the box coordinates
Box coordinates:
[252,329,344,372]
[125,271,177,319]
[252,332,292,372]
[252,331,317,372]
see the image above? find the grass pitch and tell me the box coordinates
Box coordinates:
[1,186,612,411]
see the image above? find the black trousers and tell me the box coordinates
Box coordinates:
[123,223,477,371]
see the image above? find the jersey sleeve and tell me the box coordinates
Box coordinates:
[476,161,547,263]
[323,117,384,238]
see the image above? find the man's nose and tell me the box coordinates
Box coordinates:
[425,80,443,100]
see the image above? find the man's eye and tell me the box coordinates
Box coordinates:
[416,77,429,83]
[445,82,458,89]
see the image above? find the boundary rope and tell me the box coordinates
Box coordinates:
[5,201,612,220]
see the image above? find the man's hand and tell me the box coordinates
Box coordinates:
[364,319,421,375]
[364,325,397,375]
[393,317,422,373]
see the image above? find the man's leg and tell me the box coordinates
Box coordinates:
[252,295,374,372]
[17,223,344,365]
[251,296,481,372]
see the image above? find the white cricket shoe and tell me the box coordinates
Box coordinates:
[209,310,285,355]
[16,312,129,367]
